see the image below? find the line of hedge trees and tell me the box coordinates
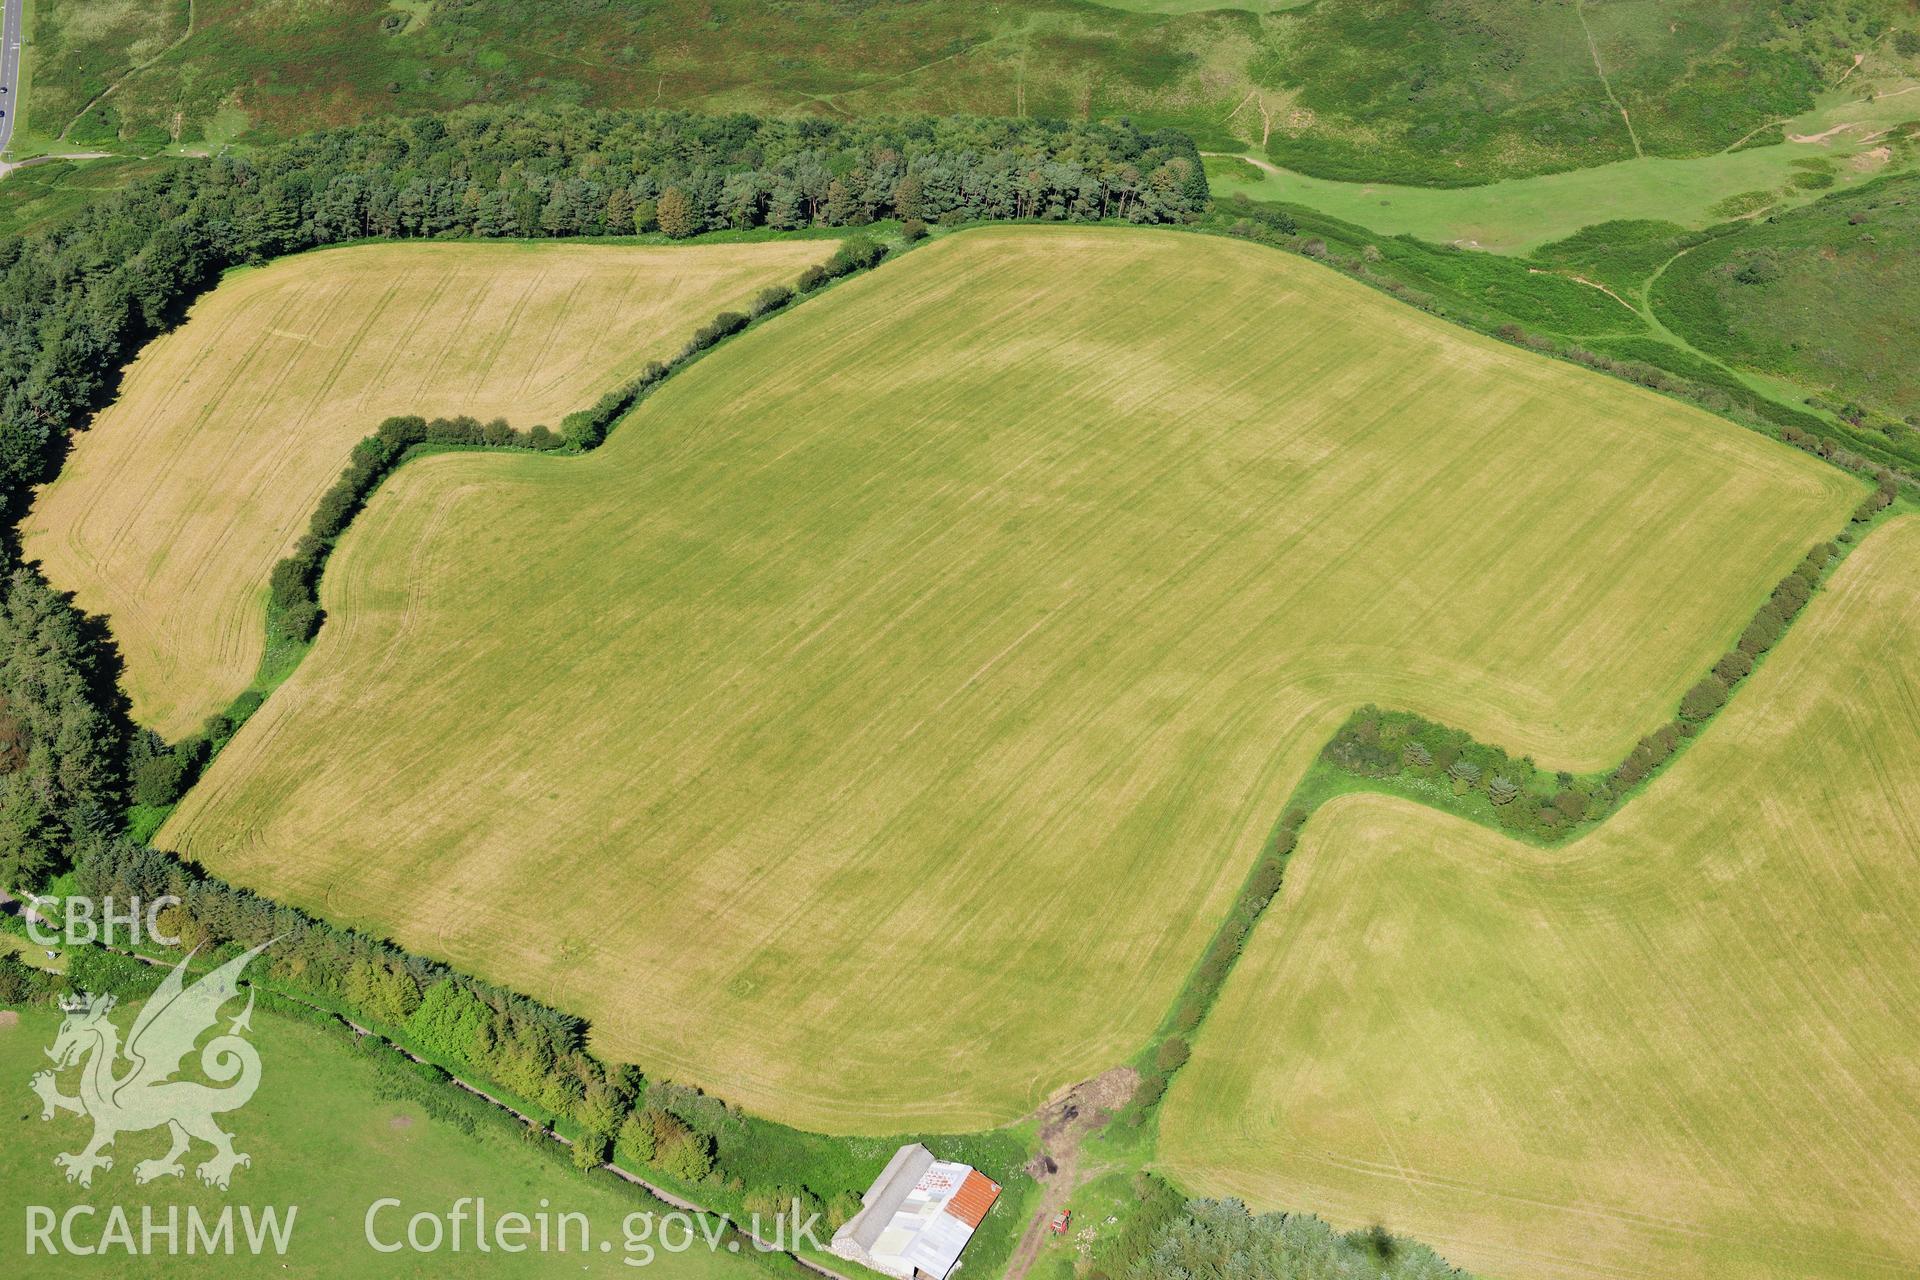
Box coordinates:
[130,234,901,817]
[60,830,1021,1245]
[65,835,721,1183]
[1207,200,1920,492]
[1125,536,1853,1121]
[1319,539,1843,840]
[0,105,1201,888]
[0,914,812,1279]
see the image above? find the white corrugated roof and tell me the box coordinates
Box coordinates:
[869,1159,990,1279]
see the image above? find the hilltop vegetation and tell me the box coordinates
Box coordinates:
[1263,0,1908,183]
[159,226,1853,1132]
[33,0,1920,185]
[1652,172,1920,429]
[1162,516,1920,1280]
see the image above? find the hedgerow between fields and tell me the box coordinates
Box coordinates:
[0,97,1900,1280]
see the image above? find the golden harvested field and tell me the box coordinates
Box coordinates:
[161,227,1858,1134]
[24,239,832,737]
[1160,516,1920,1280]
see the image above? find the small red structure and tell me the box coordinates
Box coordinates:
[1048,1210,1072,1236]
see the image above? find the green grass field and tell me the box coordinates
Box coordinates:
[1160,514,1920,1280]
[157,226,1856,1135]
[23,239,830,738]
[0,1000,777,1278]
[1204,78,1920,254]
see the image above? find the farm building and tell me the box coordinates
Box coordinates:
[829,1143,1002,1280]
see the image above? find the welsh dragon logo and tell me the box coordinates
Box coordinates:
[29,943,270,1190]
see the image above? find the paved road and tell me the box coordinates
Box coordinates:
[0,0,21,155]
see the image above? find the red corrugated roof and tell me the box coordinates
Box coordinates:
[943,1170,1001,1229]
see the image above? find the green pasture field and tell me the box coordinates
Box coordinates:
[1160,515,1920,1280]
[0,1000,777,1278]
[158,225,1855,1136]
[1203,78,1920,254]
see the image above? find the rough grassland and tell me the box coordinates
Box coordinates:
[160,227,1857,1134]
[24,239,831,737]
[1161,515,1920,1280]
[0,1002,768,1277]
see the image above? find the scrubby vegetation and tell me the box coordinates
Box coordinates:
[34,0,1910,190]
[1083,1175,1471,1280]
[1652,173,1920,436]
[1263,0,1902,184]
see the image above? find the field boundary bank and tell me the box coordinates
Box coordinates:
[90,505,1899,1274]
[130,231,899,807]
[1118,500,1910,1127]
[147,214,1912,788]
[75,222,1905,1268]
[135,221,1890,1159]
[1194,194,1920,489]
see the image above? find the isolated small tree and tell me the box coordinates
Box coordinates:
[1488,776,1519,806]
[570,1129,609,1172]
[749,285,793,317]
[658,1129,715,1183]
[278,599,321,642]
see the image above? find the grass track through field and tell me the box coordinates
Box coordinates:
[23,239,832,737]
[1161,515,1920,1280]
[1203,77,1920,253]
[160,226,1856,1134]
